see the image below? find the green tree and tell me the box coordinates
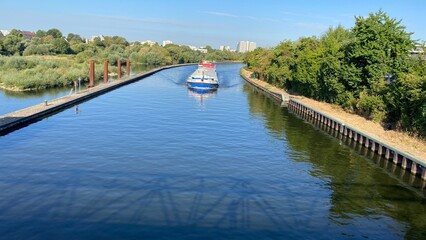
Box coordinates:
[345,9,413,94]
[2,33,25,55]
[66,33,83,43]
[35,30,47,38]
[245,47,273,80]
[0,41,4,55]
[8,29,23,38]
[46,28,63,39]
[265,40,294,88]
[52,38,70,54]
[345,10,414,121]
[91,37,105,48]
[317,25,352,104]
[386,73,426,134]
[165,44,184,63]
[289,37,321,97]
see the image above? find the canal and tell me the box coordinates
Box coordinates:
[0,63,424,239]
[0,64,155,116]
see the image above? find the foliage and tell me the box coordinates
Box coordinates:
[0,27,244,92]
[0,56,95,90]
[317,26,352,103]
[289,37,321,97]
[244,10,426,137]
[46,28,63,39]
[1,32,25,55]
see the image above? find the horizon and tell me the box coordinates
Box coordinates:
[1,0,425,49]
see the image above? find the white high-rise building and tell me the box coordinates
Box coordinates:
[162,40,173,47]
[220,45,231,51]
[237,41,256,53]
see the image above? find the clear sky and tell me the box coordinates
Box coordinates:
[1,0,425,49]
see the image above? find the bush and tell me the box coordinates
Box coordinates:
[356,90,387,121]
[23,44,54,56]
[5,56,38,70]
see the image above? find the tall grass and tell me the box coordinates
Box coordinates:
[0,56,103,90]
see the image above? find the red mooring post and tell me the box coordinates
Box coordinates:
[126,60,130,76]
[89,60,95,87]
[117,59,121,80]
[103,60,108,83]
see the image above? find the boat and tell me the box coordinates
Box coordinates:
[187,62,219,90]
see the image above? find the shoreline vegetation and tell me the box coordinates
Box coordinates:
[0,29,243,91]
[241,67,426,163]
[0,10,425,140]
[244,10,426,139]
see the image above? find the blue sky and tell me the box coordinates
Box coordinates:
[1,0,425,49]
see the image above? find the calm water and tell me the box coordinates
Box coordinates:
[0,64,155,115]
[0,63,424,239]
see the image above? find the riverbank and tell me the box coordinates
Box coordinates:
[0,63,195,134]
[240,67,426,163]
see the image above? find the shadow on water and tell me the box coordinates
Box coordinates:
[2,64,425,239]
[243,83,426,240]
[0,167,303,239]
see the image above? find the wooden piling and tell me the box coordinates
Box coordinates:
[126,60,131,76]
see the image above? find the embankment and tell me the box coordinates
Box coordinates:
[240,67,426,180]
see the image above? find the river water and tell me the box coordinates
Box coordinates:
[0,64,155,116]
[0,63,424,239]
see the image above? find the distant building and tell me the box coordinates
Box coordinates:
[197,47,208,53]
[411,44,424,54]
[410,44,425,60]
[186,45,196,50]
[90,35,105,41]
[0,30,35,40]
[185,45,207,53]
[19,31,35,40]
[162,40,173,47]
[0,30,10,36]
[220,45,231,51]
[237,41,256,53]
[140,40,157,46]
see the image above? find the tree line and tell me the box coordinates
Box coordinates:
[0,28,243,90]
[0,28,242,64]
[245,10,426,138]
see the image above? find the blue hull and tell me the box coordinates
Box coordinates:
[187,82,219,89]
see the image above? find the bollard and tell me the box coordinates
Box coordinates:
[117,59,121,80]
[104,60,108,83]
[126,60,131,76]
[89,60,95,87]
[78,77,82,93]
[73,80,78,94]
